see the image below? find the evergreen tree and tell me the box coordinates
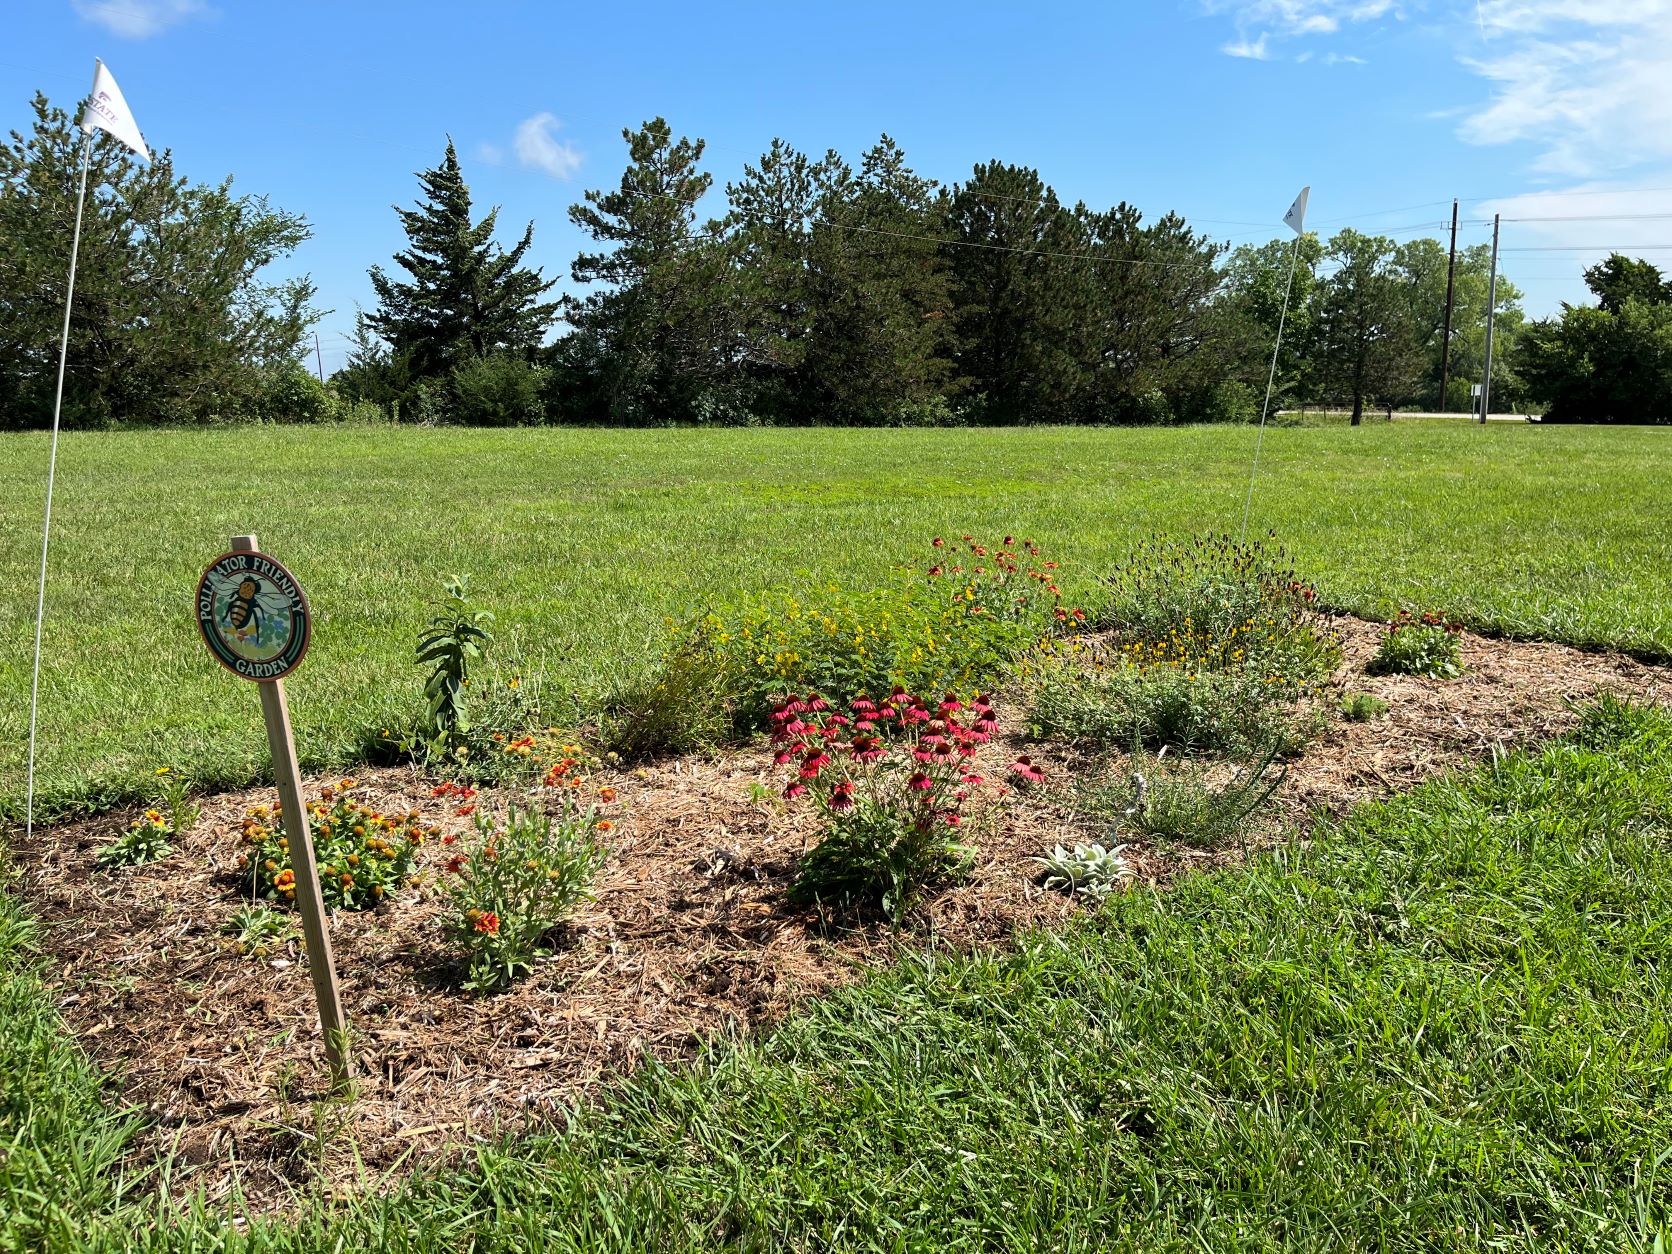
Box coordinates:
[0,92,318,428]
[802,136,954,424]
[720,139,839,417]
[1582,254,1669,314]
[946,162,1088,423]
[364,140,558,384]
[1073,204,1227,421]
[564,118,730,423]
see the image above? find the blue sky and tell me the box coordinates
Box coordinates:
[6,0,1671,373]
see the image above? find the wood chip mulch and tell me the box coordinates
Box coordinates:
[6,615,1667,1211]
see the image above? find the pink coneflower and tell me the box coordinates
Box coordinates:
[1009,756,1045,785]
[829,781,855,812]
[908,771,934,792]
[938,694,962,714]
[961,772,984,786]
[851,696,876,713]
[851,734,885,764]
[826,713,850,728]
[784,781,807,800]
[933,537,945,547]
[928,564,944,576]
[853,718,876,733]
[808,694,829,712]
[785,695,809,714]
[1004,535,1015,546]
[800,749,831,779]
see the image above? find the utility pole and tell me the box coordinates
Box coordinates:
[313,331,326,384]
[1479,213,1500,425]
[1438,198,1458,412]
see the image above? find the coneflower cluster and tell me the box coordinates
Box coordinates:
[769,688,1006,828]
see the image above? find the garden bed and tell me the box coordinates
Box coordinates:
[9,616,1668,1211]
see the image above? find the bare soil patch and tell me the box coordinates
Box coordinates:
[8,617,1667,1209]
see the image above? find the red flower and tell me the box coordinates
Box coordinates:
[1009,756,1045,785]
[851,696,877,713]
[474,911,500,936]
[908,771,934,792]
[808,694,829,712]
[445,853,468,874]
[961,772,985,786]
[800,749,831,778]
[829,781,855,812]
[928,564,943,576]
[441,833,458,846]
[851,735,884,764]
[938,694,963,714]
[784,781,807,800]
[1004,535,1014,546]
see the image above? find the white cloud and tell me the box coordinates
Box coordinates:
[475,142,506,167]
[513,112,583,180]
[1204,0,1397,57]
[1223,33,1273,57]
[1324,51,1367,63]
[1458,1,1672,177]
[71,0,207,38]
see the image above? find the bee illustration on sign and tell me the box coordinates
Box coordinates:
[196,550,312,681]
[223,575,264,640]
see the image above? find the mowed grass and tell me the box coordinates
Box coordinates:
[7,699,1670,1250]
[2,422,1669,816]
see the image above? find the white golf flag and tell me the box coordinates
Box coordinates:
[1283,186,1310,235]
[79,59,149,162]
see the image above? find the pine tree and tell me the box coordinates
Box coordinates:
[946,161,1088,423]
[802,136,954,424]
[364,140,558,383]
[564,118,730,423]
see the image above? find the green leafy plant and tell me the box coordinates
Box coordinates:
[96,766,198,869]
[1341,691,1391,721]
[417,576,495,758]
[154,766,200,835]
[601,619,739,761]
[96,810,174,869]
[1033,841,1132,903]
[772,691,1001,921]
[1369,611,1464,679]
[439,791,610,994]
[222,904,295,958]
[238,779,433,910]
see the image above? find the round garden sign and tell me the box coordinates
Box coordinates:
[195,549,311,681]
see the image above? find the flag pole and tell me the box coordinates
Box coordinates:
[1239,231,1302,544]
[24,130,94,843]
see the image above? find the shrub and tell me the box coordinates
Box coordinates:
[238,779,432,909]
[1341,691,1390,722]
[439,774,611,993]
[254,361,336,424]
[1031,656,1298,754]
[1033,841,1132,903]
[773,690,1001,921]
[601,620,739,761]
[450,355,547,427]
[1096,532,1340,688]
[1369,611,1464,679]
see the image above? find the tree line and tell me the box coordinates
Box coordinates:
[4,92,1668,429]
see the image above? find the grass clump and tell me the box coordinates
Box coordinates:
[1341,690,1391,721]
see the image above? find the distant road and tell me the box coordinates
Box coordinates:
[1281,410,1541,424]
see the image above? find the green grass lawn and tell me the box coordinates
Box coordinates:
[6,698,1669,1250]
[3,422,1669,819]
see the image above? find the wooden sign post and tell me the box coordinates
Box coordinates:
[196,533,348,1091]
